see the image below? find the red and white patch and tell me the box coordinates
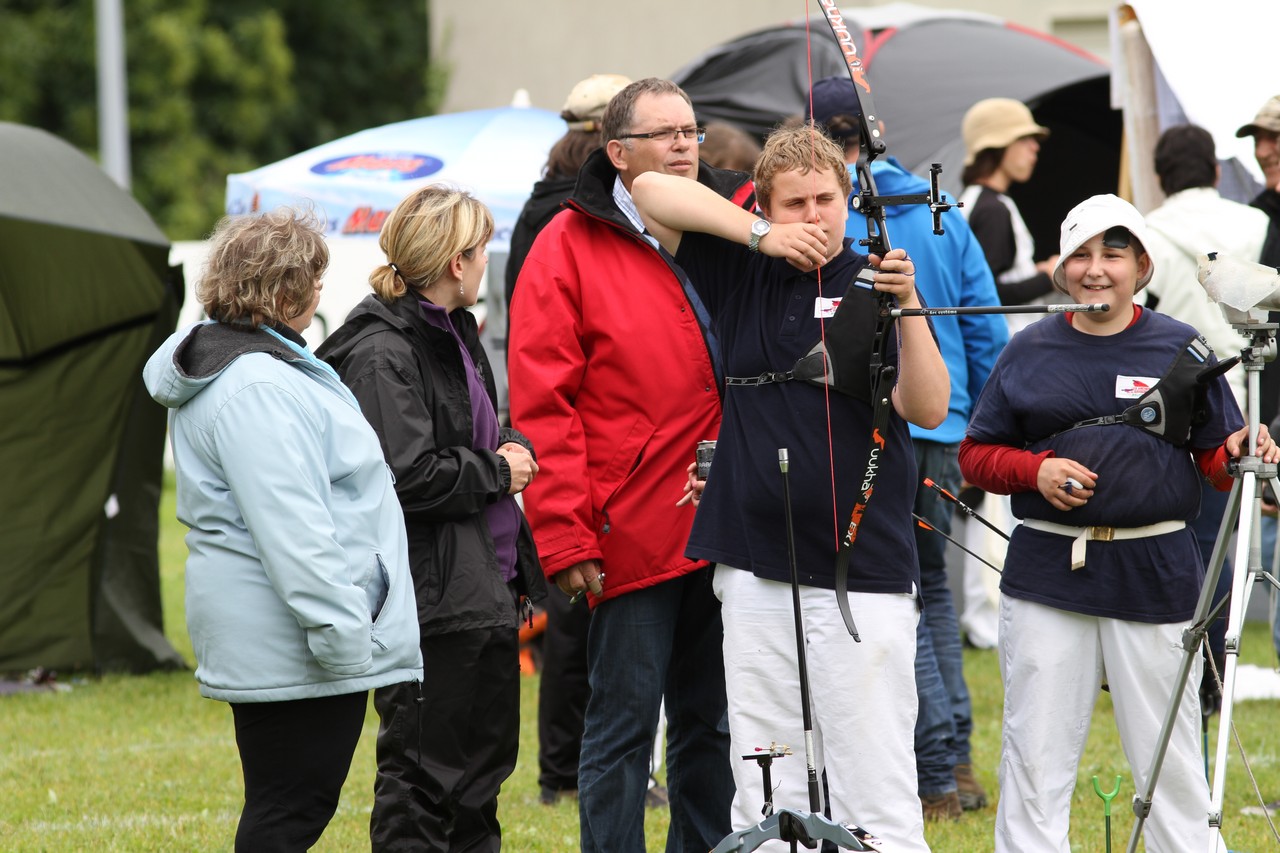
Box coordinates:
[1115,375,1158,399]
[815,296,842,319]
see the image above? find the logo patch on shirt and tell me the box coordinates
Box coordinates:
[815,296,842,319]
[1115,375,1158,399]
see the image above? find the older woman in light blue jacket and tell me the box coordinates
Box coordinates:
[144,208,421,853]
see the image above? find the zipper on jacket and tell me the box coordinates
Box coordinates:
[521,595,535,629]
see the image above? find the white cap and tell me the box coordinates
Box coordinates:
[561,74,632,131]
[1052,194,1154,292]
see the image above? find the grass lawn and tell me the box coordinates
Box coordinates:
[3,478,1280,851]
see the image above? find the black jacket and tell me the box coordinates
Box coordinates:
[1253,188,1280,269]
[317,293,546,635]
[504,174,577,308]
[1251,189,1280,425]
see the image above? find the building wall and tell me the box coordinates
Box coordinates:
[430,1,1112,114]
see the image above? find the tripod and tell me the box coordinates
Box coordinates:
[1127,320,1280,852]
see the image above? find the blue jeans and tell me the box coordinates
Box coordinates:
[578,567,733,853]
[912,440,973,794]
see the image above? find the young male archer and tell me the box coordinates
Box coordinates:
[634,123,947,852]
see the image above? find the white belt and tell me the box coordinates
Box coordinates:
[1020,518,1186,571]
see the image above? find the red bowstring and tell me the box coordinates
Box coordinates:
[803,2,841,553]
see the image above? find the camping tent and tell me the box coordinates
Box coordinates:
[0,123,184,674]
[672,2,1121,257]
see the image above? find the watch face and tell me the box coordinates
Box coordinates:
[752,219,771,236]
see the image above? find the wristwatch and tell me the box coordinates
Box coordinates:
[747,218,771,253]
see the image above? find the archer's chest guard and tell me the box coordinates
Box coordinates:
[1056,333,1215,448]
[725,268,883,404]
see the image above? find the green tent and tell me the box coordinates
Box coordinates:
[0,122,184,673]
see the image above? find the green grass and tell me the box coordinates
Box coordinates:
[2,479,1279,851]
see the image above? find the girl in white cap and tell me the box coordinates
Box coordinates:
[959,193,1278,852]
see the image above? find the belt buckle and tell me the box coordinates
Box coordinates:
[1089,526,1115,542]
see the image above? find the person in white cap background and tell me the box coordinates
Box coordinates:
[1141,124,1270,718]
[958,98,1061,337]
[1234,94,1280,689]
[504,73,632,312]
[1234,96,1280,457]
[503,72,635,810]
[959,193,1278,852]
[1237,93,1280,271]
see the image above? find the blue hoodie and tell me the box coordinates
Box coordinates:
[144,321,422,702]
[848,158,1008,443]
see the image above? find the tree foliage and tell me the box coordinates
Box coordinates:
[0,0,442,239]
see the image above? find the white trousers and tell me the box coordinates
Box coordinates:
[995,596,1211,853]
[714,567,930,853]
[957,495,1008,649]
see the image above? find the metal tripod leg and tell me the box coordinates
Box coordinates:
[1206,468,1280,849]
[1124,474,1241,853]
[1126,463,1280,852]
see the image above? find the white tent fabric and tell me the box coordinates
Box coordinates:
[1110,0,1280,210]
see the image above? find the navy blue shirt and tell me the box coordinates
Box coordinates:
[967,310,1243,622]
[677,232,919,594]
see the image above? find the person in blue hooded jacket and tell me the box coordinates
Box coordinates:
[808,75,1007,822]
[143,208,422,853]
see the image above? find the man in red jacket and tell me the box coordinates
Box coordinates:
[507,77,754,853]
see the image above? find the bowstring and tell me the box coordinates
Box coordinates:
[803,1,842,554]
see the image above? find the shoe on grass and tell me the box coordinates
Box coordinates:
[539,786,577,806]
[954,763,988,811]
[920,789,962,822]
[645,784,669,809]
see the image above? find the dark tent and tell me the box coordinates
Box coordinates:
[0,122,184,674]
[672,5,1122,257]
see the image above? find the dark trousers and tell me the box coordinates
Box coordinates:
[230,691,368,853]
[912,440,974,791]
[536,587,591,793]
[371,627,520,852]
[578,567,733,853]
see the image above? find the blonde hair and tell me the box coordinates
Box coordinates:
[754,123,852,212]
[198,208,328,327]
[371,185,495,300]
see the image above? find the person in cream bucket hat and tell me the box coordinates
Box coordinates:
[958,98,1058,337]
[962,97,1050,166]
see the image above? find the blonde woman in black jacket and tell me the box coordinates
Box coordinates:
[319,185,546,852]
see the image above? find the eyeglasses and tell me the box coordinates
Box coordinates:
[617,126,706,144]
